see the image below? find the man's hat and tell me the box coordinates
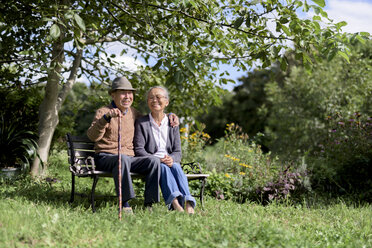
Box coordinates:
[108,77,136,94]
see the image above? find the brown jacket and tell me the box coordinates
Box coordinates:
[87,103,141,156]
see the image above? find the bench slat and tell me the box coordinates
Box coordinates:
[68,143,95,150]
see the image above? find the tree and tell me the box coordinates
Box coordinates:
[264,40,372,159]
[0,0,362,177]
[197,66,283,144]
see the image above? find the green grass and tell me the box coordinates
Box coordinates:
[1,163,372,247]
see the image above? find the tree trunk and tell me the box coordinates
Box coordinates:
[30,43,83,178]
[30,39,65,177]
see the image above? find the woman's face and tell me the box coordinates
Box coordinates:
[147,88,169,113]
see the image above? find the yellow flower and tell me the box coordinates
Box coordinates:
[224,154,231,158]
[202,133,210,139]
[239,172,246,176]
[225,173,231,178]
[232,157,240,162]
[180,127,187,133]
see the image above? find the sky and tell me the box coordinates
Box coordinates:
[103,0,372,91]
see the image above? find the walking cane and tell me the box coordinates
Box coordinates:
[118,108,128,220]
[118,111,122,220]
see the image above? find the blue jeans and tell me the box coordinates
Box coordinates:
[160,163,196,209]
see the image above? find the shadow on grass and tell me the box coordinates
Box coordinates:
[0,174,146,212]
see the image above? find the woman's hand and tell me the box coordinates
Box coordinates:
[168,113,179,127]
[161,155,173,167]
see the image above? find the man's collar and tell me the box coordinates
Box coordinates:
[111,101,129,115]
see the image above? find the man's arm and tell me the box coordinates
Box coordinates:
[87,108,109,142]
[168,126,182,163]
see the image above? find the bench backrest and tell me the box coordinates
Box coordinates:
[66,133,95,168]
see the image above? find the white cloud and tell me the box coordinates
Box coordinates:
[103,42,146,72]
[325,0,372,34]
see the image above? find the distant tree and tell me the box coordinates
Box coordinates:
[0,0,360,177]
[264,40,372,159]
[198,67,283,144]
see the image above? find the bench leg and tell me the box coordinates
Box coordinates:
[69,173,75,204]
[91,176,99,213]
[200,178,206,208]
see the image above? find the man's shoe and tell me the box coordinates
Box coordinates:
[118,207,133,215]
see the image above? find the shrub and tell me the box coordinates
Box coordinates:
[180,123,211,165]
[256,163,309,204]
[309,112,372,200]
[201,123,308,203]
[0,114,38,170]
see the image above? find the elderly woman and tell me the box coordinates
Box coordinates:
[134,86,196,214]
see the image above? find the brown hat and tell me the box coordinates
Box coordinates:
[108,77,136,94]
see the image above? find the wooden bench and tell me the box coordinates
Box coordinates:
[66,133,209,212]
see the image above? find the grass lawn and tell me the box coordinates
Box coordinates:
[1,164,371,247]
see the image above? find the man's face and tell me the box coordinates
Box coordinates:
[111,90,134,111]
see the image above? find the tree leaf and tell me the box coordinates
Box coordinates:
[280,57,288,71]
[355,34,366,44]
[360,32,370,37]
[312,0,325,7]
[184,59,196,73]
[50,24,60,39]
[153,60,162,70]
[337,51,350,63]
[281,25,291,36]
[233,17,244,29]
[74,14,86,32]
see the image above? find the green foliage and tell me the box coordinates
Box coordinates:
[309,112,372,200]
[53,82,110,148]
[0,87,43,132]
[0,114,38,170]
[180,123,211,165]
[0,87,41,169]
[183,123,307,203]
[0,0,359,115]
[198,67,283,143]
[264,41,372,159]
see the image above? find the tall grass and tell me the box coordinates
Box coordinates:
[1,151,372,247]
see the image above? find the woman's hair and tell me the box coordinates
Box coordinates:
[146,86,169,100]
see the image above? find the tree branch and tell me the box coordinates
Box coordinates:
[129,1,293,41]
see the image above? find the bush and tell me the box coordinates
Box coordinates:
[309,112,372,200]
[180,123,211,165]
[198,123,309,203]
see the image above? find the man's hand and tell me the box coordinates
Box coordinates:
[168,113,179,127]
[160,155,173,167]
[106,108,123,118]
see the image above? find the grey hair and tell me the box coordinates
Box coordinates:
[146,86,169,100]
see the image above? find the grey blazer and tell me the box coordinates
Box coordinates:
[134,114,182,163]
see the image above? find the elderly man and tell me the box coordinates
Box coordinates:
[87,77,177,212]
